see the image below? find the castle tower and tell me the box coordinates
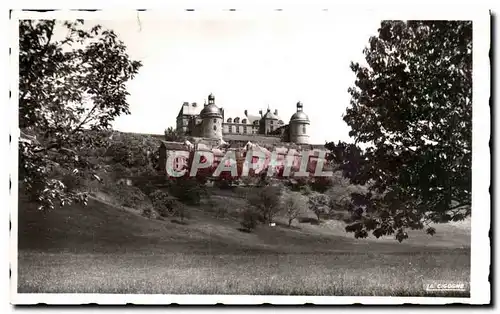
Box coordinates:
[259,105,281,135]
[200,93,223,139]
[289,101,310,144]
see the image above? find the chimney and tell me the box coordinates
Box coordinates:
[267,108,271,113]
[274,109,278,115]
[259,110,263,117]
[192,102,197,107]
[244,110,248,117]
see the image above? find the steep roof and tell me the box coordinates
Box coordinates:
[262,109,280,120]
[178,102,202,117]
[160,141,189,151]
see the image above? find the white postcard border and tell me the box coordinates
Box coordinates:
[7,4,491,305]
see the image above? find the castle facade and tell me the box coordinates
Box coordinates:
[176,93,310,144]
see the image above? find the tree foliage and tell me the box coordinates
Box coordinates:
[308,193,330,221]
[164,126,182,142]
[240,208,259,232]
[281,189,308,226]
[19,20,142,210]
[325,21,472,241]
[247,184,283,224]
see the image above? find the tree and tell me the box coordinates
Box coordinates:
[325,21,472,242]
[281,189,308,226]
[167,177,208,205]
[19,20,142,210]
[247,185,282,224]
[164,127,181,142]
[308,193,330,221]
[240,208,259,232]
[325,171,367,211]
[149,189,176,217]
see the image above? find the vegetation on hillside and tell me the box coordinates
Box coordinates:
[19,20,142,210]
[18,20,471,244]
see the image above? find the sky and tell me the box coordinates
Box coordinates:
[91,11,381,144]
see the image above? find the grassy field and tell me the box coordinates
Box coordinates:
[17,194,470,296]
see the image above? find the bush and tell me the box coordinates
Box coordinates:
[240,208,259,232]
[214,179,236,190]
[142,205,156,219]
[247,185,282,224]
[103,184,150,209]
[308,193,331,221]
[173,201,190,221]
[149,189,176,217]
[167,177,209,205]
[123,186,148,208]
[61,172,84,192]
[139,181,157,197]
[280,188,308,226]
[309,176,334,193]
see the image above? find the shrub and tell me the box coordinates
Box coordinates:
[308,193,331,221]
[167,177,208,205]
[240,208,259,232]
[309,176,334,193]
[122,186,148,208]
[280,189,308,226]
[142,205,156,219]
[214,179,236,190]
[102,184,149,210]
[61,172,84,192]
[173,201,189,221]
[149,189,176,217]
[299,184,312,196]
[247,185,282,224]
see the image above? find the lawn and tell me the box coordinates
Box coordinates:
[16,197,470,296]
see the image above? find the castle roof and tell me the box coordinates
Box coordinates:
[290,101,310,123]
[177,102,202,117]
[290,111,310,123]
[200,104,222,118]
[262,109,280,120]
[160,141,190,151]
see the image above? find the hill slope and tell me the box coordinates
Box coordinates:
[18,195,470,255]
[17,196,471,295]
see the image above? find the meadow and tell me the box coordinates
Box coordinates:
[17,195,470,296]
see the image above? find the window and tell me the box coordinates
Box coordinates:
[227,118,232,123]
[302,125,306,134]
[237,127,240,133]
[214,125,217,131]
[270,120,274,125]
[244,127,247,133]
[242,119,247,124]
[213,119,217,123]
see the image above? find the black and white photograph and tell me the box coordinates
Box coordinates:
[7,3,491,306]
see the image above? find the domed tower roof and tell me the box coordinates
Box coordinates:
[201,93,222,118]
[290,101,310,123]
[200,104,222,118]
